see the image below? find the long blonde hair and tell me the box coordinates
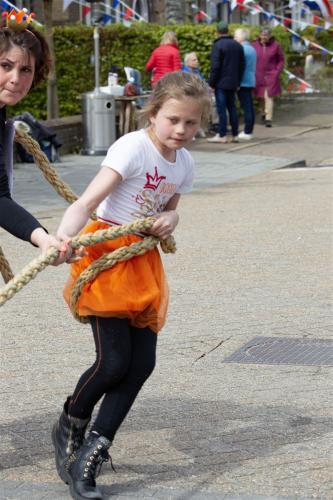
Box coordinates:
[139,71,211,127]
[160,31,178,46]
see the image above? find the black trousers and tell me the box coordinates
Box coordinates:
[68,317,157,441]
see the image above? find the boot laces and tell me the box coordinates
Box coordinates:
[83,443,115,481]
[95,449,116,476]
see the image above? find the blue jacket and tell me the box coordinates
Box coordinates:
[182,65,205,81]
[240,42,256,88]
[208,35,245,90]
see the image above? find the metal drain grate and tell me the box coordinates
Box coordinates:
[223,336,333,366]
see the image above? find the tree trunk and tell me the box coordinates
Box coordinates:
[165,0,186,23]
[148,0,166,23]
[43,0,59,119]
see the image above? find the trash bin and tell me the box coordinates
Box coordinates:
[81,91,116,155]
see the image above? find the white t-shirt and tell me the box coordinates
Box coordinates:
[97,129,194,225]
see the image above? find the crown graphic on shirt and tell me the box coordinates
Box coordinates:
[144,166,166,191]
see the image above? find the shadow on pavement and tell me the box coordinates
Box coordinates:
[1,398,332,496]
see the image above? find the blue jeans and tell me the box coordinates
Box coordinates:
[237,87,255,134]
[215,88,238,138]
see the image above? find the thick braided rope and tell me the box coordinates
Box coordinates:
[0,246,14,283]
[69,217,176,252]
[14,126,79,205]
[0,246,58,305]
[0,218,176,310]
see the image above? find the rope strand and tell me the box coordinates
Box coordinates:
[0,246,14,283]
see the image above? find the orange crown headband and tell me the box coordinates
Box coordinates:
[2,8,35,30]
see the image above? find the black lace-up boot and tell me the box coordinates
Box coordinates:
[65,432,112,500]
[52,397,90,484]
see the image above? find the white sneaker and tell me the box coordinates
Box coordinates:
[238,131,253,141]
[207,134,227,143]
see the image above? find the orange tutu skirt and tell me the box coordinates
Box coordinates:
[63,221,169,333]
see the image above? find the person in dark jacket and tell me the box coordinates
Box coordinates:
[0,16,69,264]
[208,21,245,143]
[145,31,182,88]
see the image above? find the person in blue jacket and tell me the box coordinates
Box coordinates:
[182,52,205,80]
[207,21,245,144]
[182,52,206,138]
[234,28,257,140]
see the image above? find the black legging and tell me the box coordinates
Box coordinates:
[68,316,157,442]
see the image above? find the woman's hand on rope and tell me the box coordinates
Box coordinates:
[31,230,72,266]
[149,210,179,240]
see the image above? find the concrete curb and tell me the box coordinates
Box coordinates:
[277,159,307,169]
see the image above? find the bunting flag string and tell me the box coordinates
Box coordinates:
[275,0,332,20]
[100,0,146,22]
[82,5,91,18]
[248,0,331,26]
[243,0,331,29]
[284,68,319,92]
[191,0,332,39]
[237,1,333,57]
[263,9,328,30]
[124,6,133,20]
[194,9,212,22]
[303,0,333,19]
[66,0,147,24]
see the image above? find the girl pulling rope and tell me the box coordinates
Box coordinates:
[52,71,211,500]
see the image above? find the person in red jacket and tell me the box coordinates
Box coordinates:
[252,28,285,127]
[145,31,182,88]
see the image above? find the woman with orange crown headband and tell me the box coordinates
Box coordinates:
[0,9,69,263]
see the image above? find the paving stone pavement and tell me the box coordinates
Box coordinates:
[190,95,333,169]
[11,151,302,212]
[0,98,333,500]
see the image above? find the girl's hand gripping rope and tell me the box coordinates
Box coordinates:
[149,210,179,240]
[57,231,87,264]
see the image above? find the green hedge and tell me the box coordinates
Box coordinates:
[11,23,332,120]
